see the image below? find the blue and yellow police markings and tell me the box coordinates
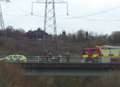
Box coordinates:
[5,54,27,63]
[102,49,120,58]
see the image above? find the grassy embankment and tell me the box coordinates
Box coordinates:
[0,61,120,87]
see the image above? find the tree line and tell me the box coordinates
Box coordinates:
[0,26,120,55]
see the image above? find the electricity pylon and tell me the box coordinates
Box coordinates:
[31,0,68,35]
[0,3,5,29]
[31,0,68,54]
[0,0,10,29]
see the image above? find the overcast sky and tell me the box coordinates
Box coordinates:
[1,0,120,34]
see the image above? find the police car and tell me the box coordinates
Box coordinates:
[5,54,27,63]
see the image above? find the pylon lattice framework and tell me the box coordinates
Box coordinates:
[44,0,57,35]
[0,3,5,29]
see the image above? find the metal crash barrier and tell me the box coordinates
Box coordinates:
[26,56,67,63]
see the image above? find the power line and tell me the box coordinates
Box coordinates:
[66,18,120,22]
[69,6,120,19]
[4,5,30,16]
